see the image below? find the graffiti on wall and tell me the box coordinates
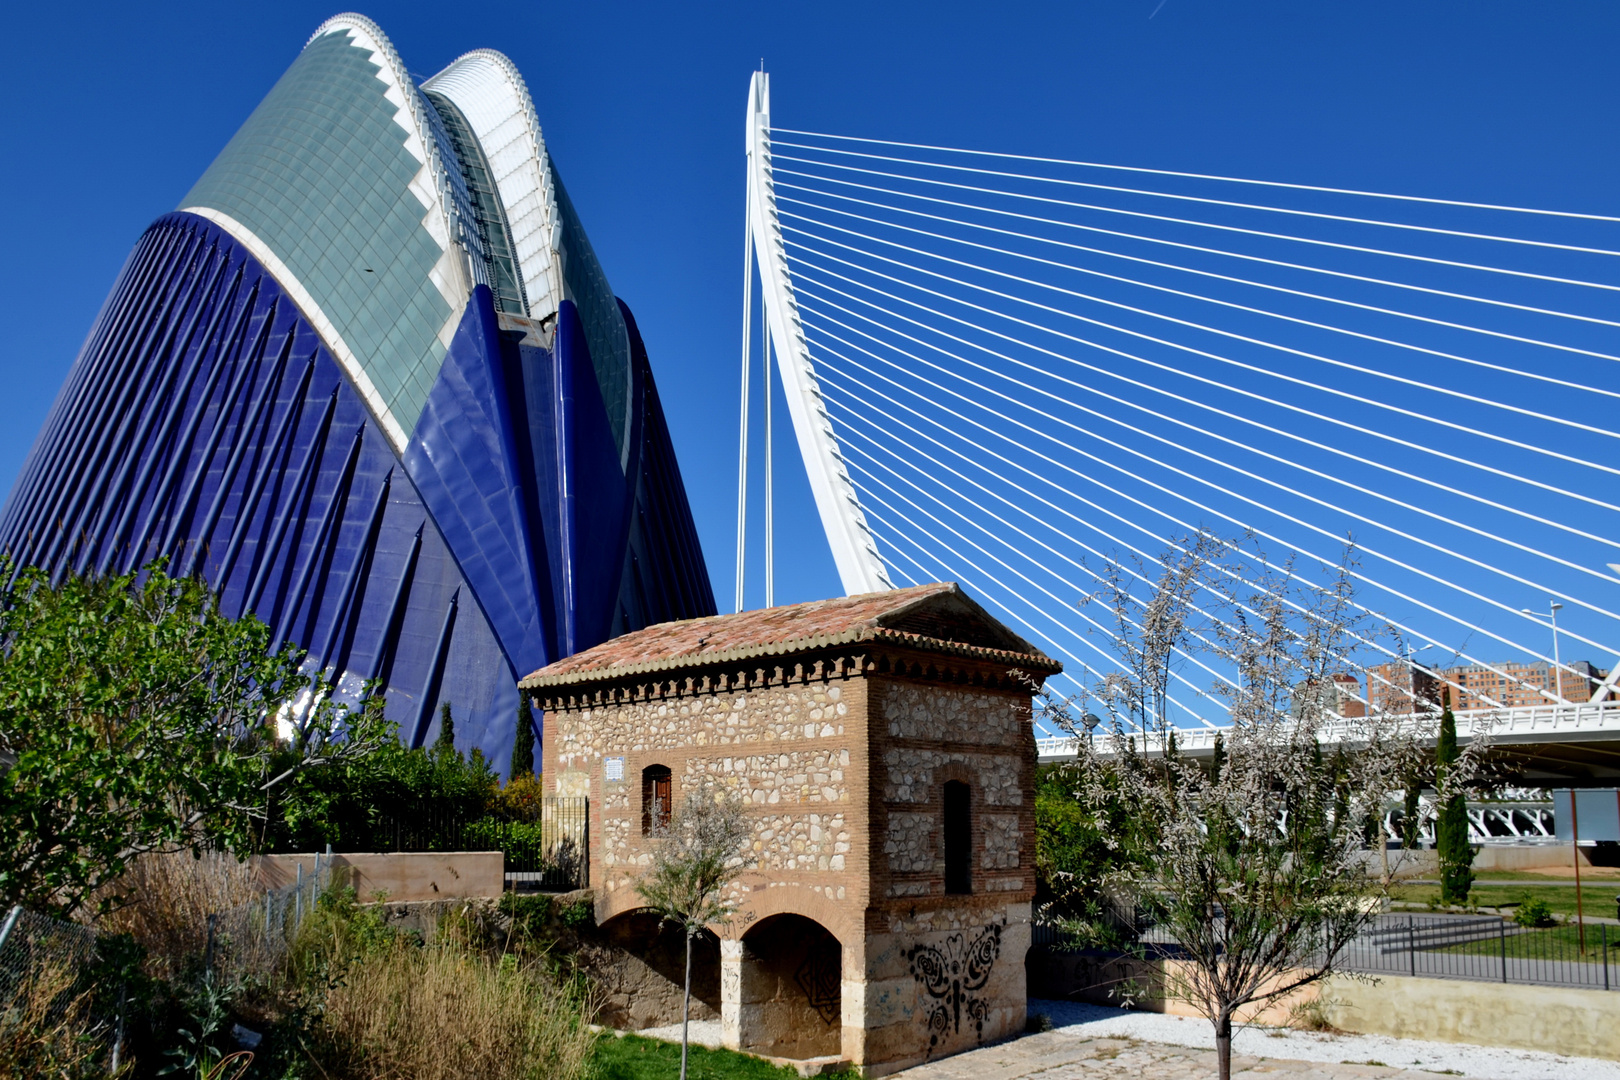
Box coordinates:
[905,923,1002,1048]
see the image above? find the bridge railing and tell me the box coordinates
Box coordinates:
[1035,701,1620,760]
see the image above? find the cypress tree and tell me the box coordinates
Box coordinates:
[511,693,536,777]
[435,701,455,755]
[1435,703,1474,905]
[1401,774,1422,850]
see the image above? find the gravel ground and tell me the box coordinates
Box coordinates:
[1031,999,1620,1080]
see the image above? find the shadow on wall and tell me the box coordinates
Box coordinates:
[586,910,721,1031]
[738,913,843,1060]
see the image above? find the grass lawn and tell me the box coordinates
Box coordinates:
[1437,921,1620,960]
[591,1033,811,1080]
[1389,882,1619,920]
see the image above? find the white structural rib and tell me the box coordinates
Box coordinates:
[747,72,890,595]
[425,49,565,321]
[311,14,468,350]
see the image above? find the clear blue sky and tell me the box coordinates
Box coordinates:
[2,1,1617,618]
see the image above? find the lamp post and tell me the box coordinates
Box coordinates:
[1081,712,1102,747]
[1520,600,1566,705]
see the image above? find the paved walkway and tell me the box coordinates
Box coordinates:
[886,1001,1620,1080]
[891,1031,1437,1080]
[633,1002,1620,1079]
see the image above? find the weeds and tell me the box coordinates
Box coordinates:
[0,959,114,1079]
[317,935,595,1080]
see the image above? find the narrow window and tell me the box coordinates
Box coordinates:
[943,780,971,894]
[642,764,673,835]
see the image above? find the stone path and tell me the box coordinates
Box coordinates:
[890,1031,1437,1080]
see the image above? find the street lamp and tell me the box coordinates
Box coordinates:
[1081,712,1102,746]
[1520,600,1566,705]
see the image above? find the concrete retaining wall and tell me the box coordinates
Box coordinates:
[1322,973,1620,1060]
[253,852,504,902]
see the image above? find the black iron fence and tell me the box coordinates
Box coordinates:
[1033,911,1619,992]
[372,797,589,889]
[1336,913,1617,990]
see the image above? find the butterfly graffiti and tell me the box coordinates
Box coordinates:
[904,923,1002,1049]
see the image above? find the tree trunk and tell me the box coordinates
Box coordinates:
[1215,1012,1232,1080]
[681,928,693,1080]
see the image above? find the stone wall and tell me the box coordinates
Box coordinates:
[536,644,1042,1072]
[853,902,1032,1075]
[543,664,875,930]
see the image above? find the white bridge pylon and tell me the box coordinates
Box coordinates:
[738,70,892,604]
[738,74,1620,749]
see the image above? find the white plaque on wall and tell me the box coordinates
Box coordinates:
[604,756,625,782]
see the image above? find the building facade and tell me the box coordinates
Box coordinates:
[522,583,1061,1073]
[0,15,714,765]
[1363,659,1605,713]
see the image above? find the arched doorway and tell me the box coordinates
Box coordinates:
[735,914,842,1059]
[594,909,721,1032]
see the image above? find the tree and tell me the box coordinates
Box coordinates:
[635,783,753,1080]
[1053,534,1466,1080]
[1434,702,1474,905]
[511,693,536,777]
[0,562,390,916]
[434,701,455,755]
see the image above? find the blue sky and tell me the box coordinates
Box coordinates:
[2,1,1617,664]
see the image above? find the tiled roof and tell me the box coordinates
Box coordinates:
[519,582,1061,688]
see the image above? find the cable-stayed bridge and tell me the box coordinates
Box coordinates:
[732,73,1620,782]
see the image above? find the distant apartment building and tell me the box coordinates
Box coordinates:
[1362,659,1606,713]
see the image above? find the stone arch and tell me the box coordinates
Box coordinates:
[592,906,721,1032]
[722,882,858,946]
[733,913,844,1060]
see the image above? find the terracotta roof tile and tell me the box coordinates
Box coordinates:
[519,582,1061,688]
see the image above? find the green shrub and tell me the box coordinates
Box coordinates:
[1513,896,1555,928]
[561,900,594,930]
[498,892,554,924]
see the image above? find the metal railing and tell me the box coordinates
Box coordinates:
[371,796,590,889]
[1035,700,1620,760]
[1336,913,1616,990]
[1034,911,1618,992]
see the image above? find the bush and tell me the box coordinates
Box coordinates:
[1514,896,1555,928]
[316,936,595,1080]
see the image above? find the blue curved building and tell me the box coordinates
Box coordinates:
[0,14,715,765]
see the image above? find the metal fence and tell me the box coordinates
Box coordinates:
[209,849,335,976]
[1034,911,1620,992]
[0,904,98,996]
[1336,913,1617,990]
[373,796,590,889]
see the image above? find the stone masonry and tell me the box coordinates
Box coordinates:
[521,583,1061,1075]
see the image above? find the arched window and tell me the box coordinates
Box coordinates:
[642,764,673,835]
[943,780,971,894]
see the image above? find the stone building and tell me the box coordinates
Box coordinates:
[520,583,1060,1074]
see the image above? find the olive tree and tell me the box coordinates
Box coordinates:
[1047,534,1474,1080]
[635,782,753,1080]
[0,562,389,916]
